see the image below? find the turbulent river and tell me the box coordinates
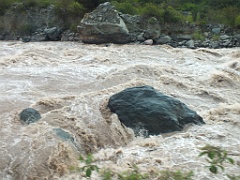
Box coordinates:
[0,41,239,180]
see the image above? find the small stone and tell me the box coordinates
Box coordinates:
[212,27,221,34]
[143,39,153,45]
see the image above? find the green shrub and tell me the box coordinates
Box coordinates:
[164,5,184,23]
[199,145,235,174]
[78,154,99,178]
[221,6,240,26]
[0,0,12,15]
[158,170,194,180]
[139,3,164,22]
[101,169,114,180]
[111,0,138,15]
[192,31,205,41]
[21,0,38,8]
[212,34,220,41]
[72,145,239,180]
[118,164,149,180]
[235,15,240,28]
[54,0,86,18]
[68,1,86,16]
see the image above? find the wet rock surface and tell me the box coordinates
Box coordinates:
[108,86,205,136]
[19,108,41,124]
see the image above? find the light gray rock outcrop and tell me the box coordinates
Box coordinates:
[77,2,130,44]
[77,2,161,44]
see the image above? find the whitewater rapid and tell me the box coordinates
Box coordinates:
[0,41,239,180]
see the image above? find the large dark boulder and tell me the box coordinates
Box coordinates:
[19,108,41,124]
[108,86,205,136]
[77,2,130,44]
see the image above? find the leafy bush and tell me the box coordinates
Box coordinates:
[158,170,194,180]
[101,169,115,180]
[181,3,198,21]
[54,0,86,17]
[235,15,240,28]
[78,154,99,178]
[0,0,12,15]
[192,31,205,41]
[14,0,52,9]
[68,1,86,16]
[212,34,220,41]
[199,145,235,174]
[139,3,164,22]
[111,1,139,15]
[221,6,240,26]
[73,146,239,180]
[118,164,149,180]
[21,0,38,8]
[164,5,184,23]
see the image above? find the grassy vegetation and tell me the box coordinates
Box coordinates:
[192,31,205,41]
[108,0,240,27]
[72,145,239,180]
[0,0,239,28]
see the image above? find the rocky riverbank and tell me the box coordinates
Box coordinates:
[0,2,239,49]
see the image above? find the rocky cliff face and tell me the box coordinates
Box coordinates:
[0,3,80,41]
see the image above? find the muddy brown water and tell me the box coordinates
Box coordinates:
[0,41,239,179]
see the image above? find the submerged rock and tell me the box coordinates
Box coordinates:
[108,86,205,136]
[53,128,74,142]
[19,108,41,124]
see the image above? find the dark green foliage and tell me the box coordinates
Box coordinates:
[111,0,139,15]
[0,0,12,15]
[140,3,164,21]
[163,5,184,23]
[53,0,86,29]
[118,164,149,180]
[199,145,235,174]
[79,154,99,178]
[73,146,239,180]
[54,0,86,18]
[235,16,240,28]
[192,31,204,41]
[0,0,239,28]
[227,174,240,180]
[15,0,53,9]
[101,169,114,180]
[76,0,107,10]
[109,0,240,27]
[68,2,86,16]
[158,170,194,180]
